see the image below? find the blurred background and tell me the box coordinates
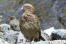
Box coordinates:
[0,0,66,29]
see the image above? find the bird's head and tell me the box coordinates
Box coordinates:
[21,3,35,13]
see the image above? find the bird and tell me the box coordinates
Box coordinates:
[19,3,45,41]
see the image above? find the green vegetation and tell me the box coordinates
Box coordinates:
[63,16,66,18]
[62,8,66,13]
[63,26,66,29]
[0,13,4,15]
[43,3,52,7]
[5,6,16,10]
[16,0,21,3]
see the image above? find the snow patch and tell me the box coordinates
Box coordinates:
[43,27,55,36]
[0,38,10,44]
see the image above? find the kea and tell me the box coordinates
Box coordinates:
[19,3,45,41]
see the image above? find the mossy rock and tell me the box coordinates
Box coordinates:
[0,13,4,15]
[63,26,66,29]
[5,6,16,10]
[15,0,21,3]
[63,16,66,18]
[62,8,66,13]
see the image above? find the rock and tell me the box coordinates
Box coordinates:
[9,16,20,31]
[0,38,10,44]
[35,40,66,44]
[17,31,26,44]
[58,16,66,29]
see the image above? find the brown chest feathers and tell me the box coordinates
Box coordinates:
[19,3,45,41]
